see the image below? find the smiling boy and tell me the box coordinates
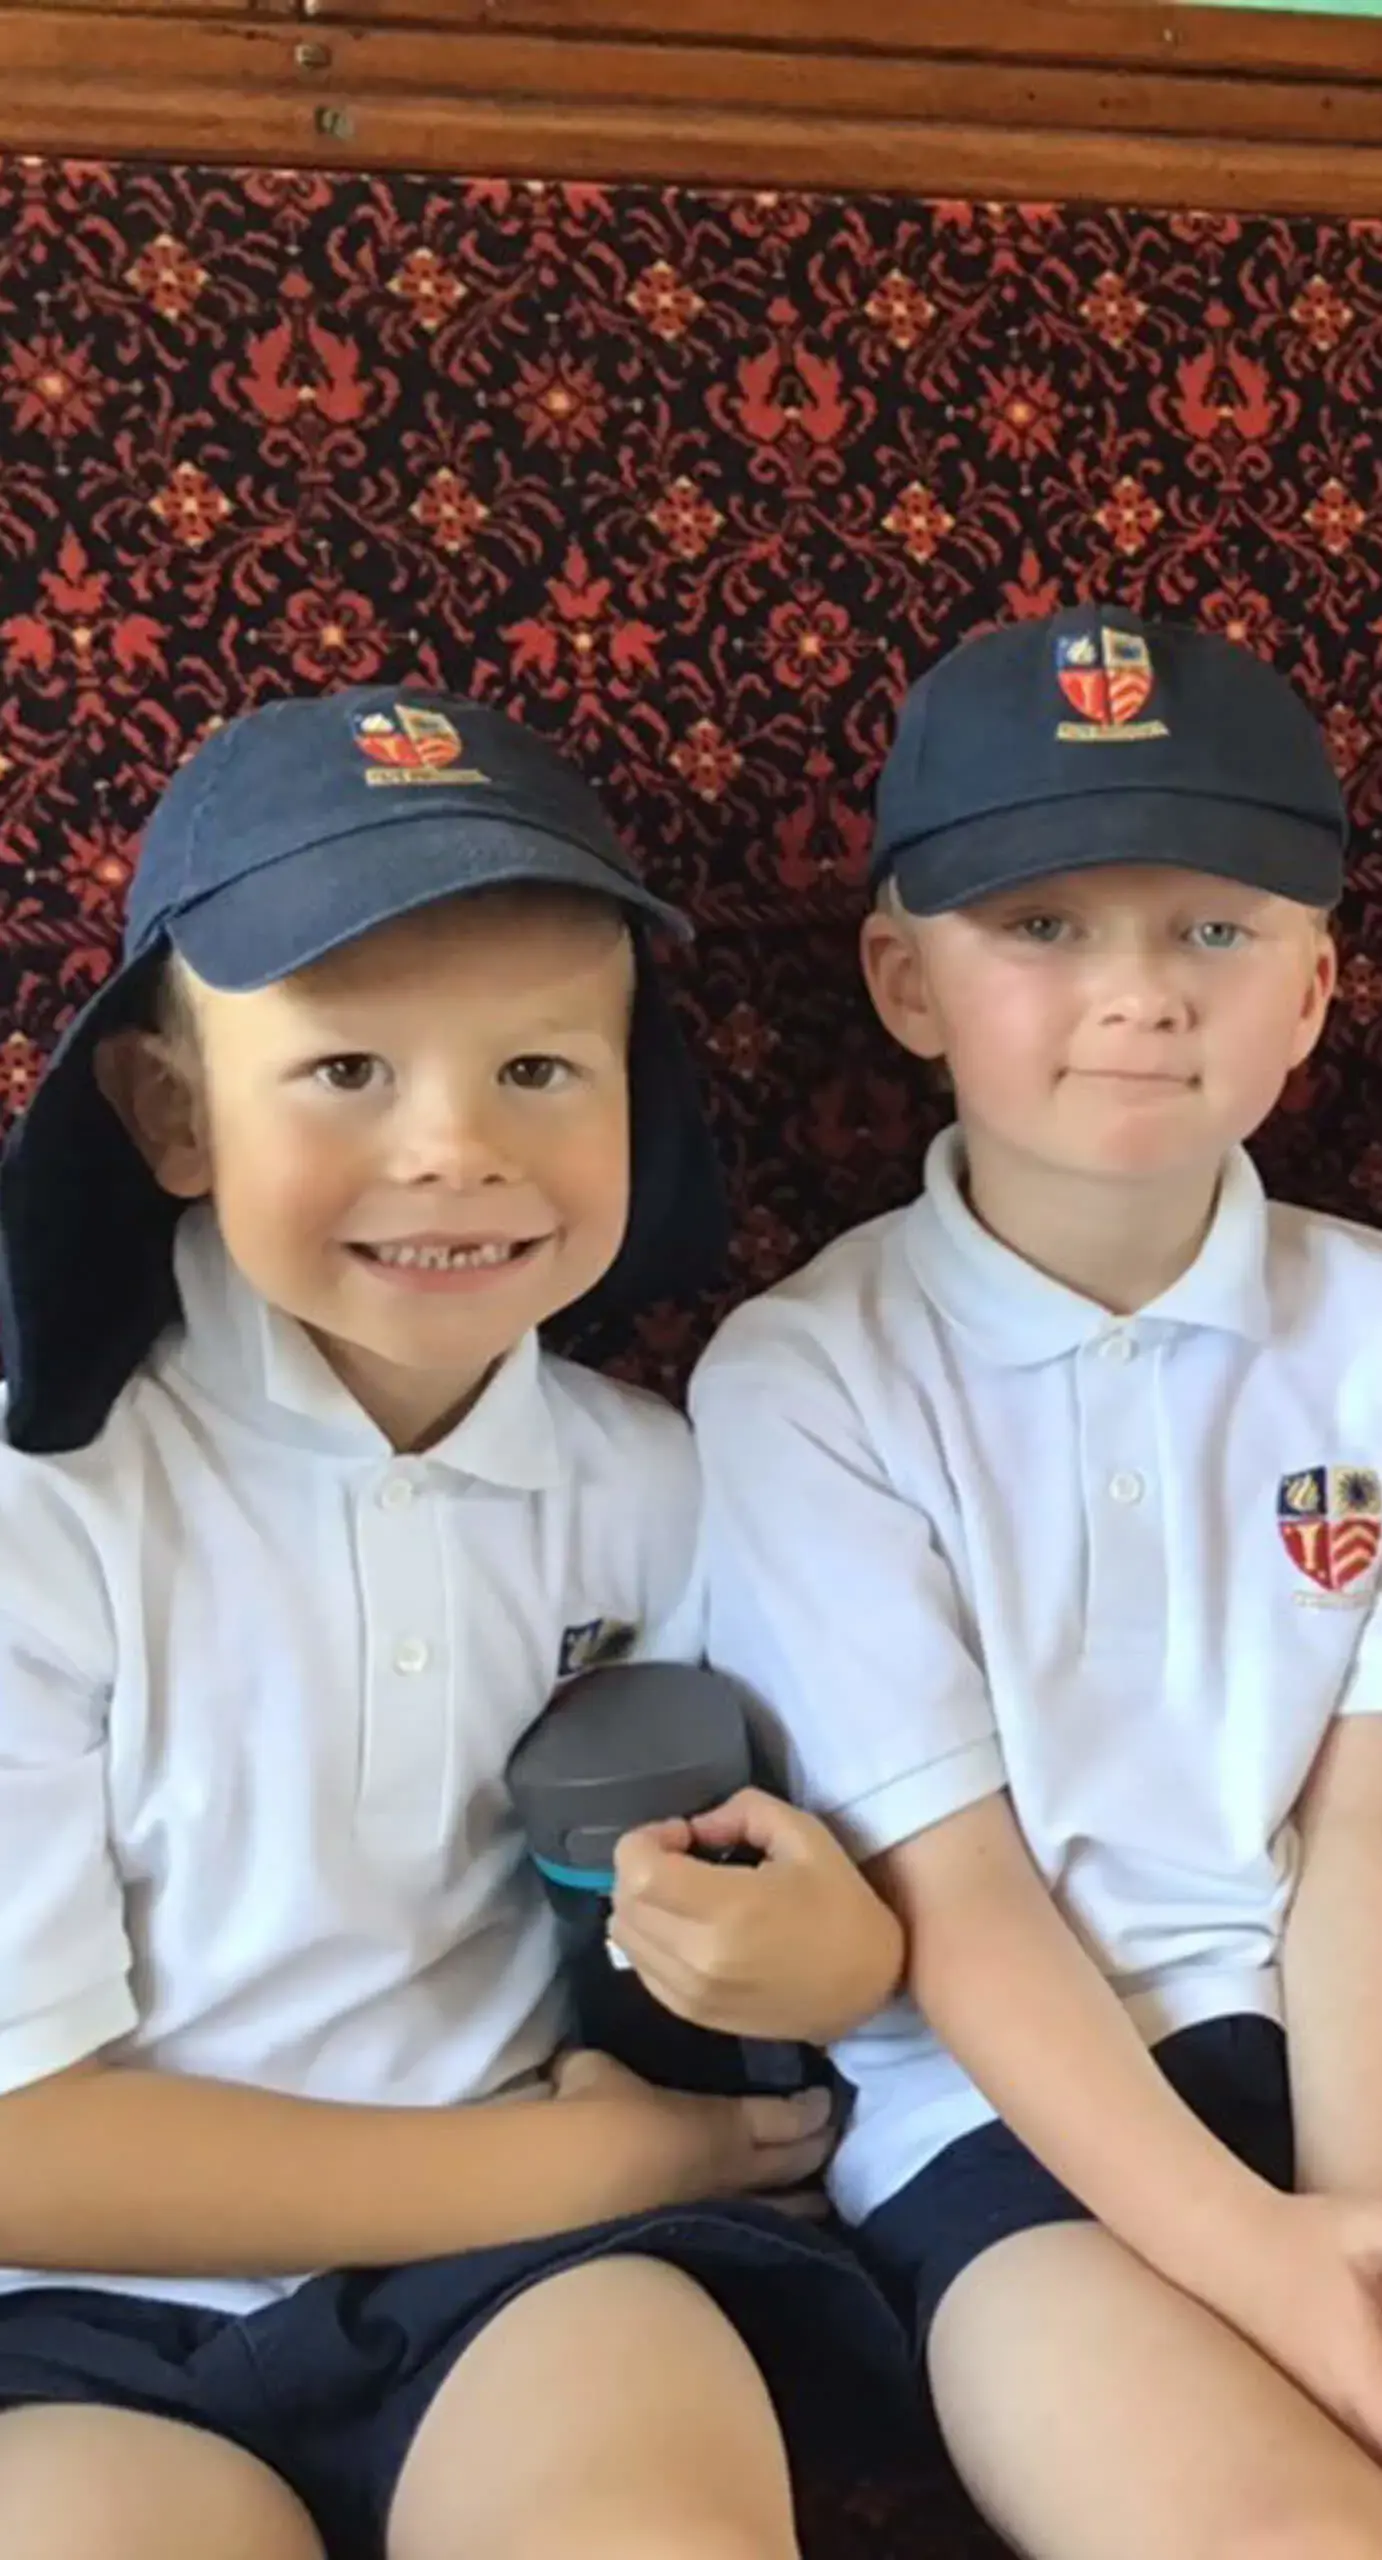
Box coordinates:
[0,687,907,2560]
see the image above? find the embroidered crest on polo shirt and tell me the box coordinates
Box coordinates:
[1055,629,1169,747]
[352,704,490,787]
[1277,1465,1382,1606]
[557,1618,638,1680]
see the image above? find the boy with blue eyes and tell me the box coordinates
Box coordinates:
[0,689,908,2560]
[676,612,1382,2560]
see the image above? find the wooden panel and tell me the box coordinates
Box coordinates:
[1,0,1380,211]
[28,0,293,19]
[5,87,1382,215]
[284,0,1382,80]
[4,19,1382,146]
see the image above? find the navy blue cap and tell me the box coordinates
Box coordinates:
[125,687,690,984]
[873,607,1347,914]
[0,687,724,1453]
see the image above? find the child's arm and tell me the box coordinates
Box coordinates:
[688,1349,1276,2268]
[878,1793,1382,2449]
[0,2053,831,2277]
[1284,1708,1382,2194]
[0,1473,827,2281]
[875,1794,1277,2281]
[608,1392,905,2044]
[687,1343,1382,2448]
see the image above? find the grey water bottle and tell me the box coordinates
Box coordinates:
[507,1662,817,2096]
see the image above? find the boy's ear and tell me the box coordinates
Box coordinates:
[1287,924,1338,1072]
[93,1029,211,1200]
[859,902,949,1062]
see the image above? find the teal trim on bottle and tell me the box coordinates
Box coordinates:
[534,1852,616,1895]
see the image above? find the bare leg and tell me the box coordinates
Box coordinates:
[930,2221,1382,2560]
[0,2403,324,2560]
[389,2254,800,2560]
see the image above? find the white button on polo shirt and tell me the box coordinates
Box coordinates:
[0,1207,703,2313]
[692,1127,1382,2224]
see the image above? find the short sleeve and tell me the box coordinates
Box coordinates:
[0,1465,136,2093]
[690,1347,1004,1860]
[1338,1591,1382,1720]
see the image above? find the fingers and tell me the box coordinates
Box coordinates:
[613,1818,696,1893]
[609,1867,804,2034]
[611,1884,731,1968]
[608,1859,763,2021]
[550,2047,603,2097]
[743,2125,835,2191]
[614,1791,823,1903]
[745,2085,833,2148]
[609,1899,766,2032]
[551,2048,636,2100]
[685,1789,811,1861]
[609,1934,748,2034]
[613,1832,738,1918]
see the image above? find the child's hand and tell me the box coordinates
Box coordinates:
[608,1789,905,2045]
[1217,2190,1382,2452]
[552,2047,834,2204]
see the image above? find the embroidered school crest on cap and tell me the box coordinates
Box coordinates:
[1055,628,1168,746]
[352,703,489,787]
[1277,1465,1382,1599]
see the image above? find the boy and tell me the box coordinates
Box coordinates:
[0,687,908,2560]
[666,611,1382,2559]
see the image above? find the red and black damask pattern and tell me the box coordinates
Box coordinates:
[1,164,1381,1401]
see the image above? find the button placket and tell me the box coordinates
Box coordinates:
[357,1471,451,1854]
[1079,1336,1165,1651]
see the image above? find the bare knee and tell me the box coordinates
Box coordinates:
[0,2404,324,2560]
[390,2256,799,2560]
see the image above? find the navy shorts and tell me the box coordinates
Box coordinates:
[859,2014,1294,2342]
[0,2201,914,2558]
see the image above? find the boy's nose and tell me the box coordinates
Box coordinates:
[392,1100,521,1188]
[1093,958,1194,1032]
[1097,990,1188,1032]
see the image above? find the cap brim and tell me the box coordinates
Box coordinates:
[886,790,1344,914]
[170,815,691,990]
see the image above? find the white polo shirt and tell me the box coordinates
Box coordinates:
[0,1205,702,2310]
[692,1128,1382,2223]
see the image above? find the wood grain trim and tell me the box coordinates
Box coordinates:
[259,0,1382,85]
[5,20,1382,147]
[3,2,1381,214]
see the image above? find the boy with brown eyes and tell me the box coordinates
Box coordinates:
[0,687,907,2560]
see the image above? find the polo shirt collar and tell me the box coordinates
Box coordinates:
[904,1126,1272,1367]
[169,1205,562,1488]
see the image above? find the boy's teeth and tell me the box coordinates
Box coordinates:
[370,1240,520,1271]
